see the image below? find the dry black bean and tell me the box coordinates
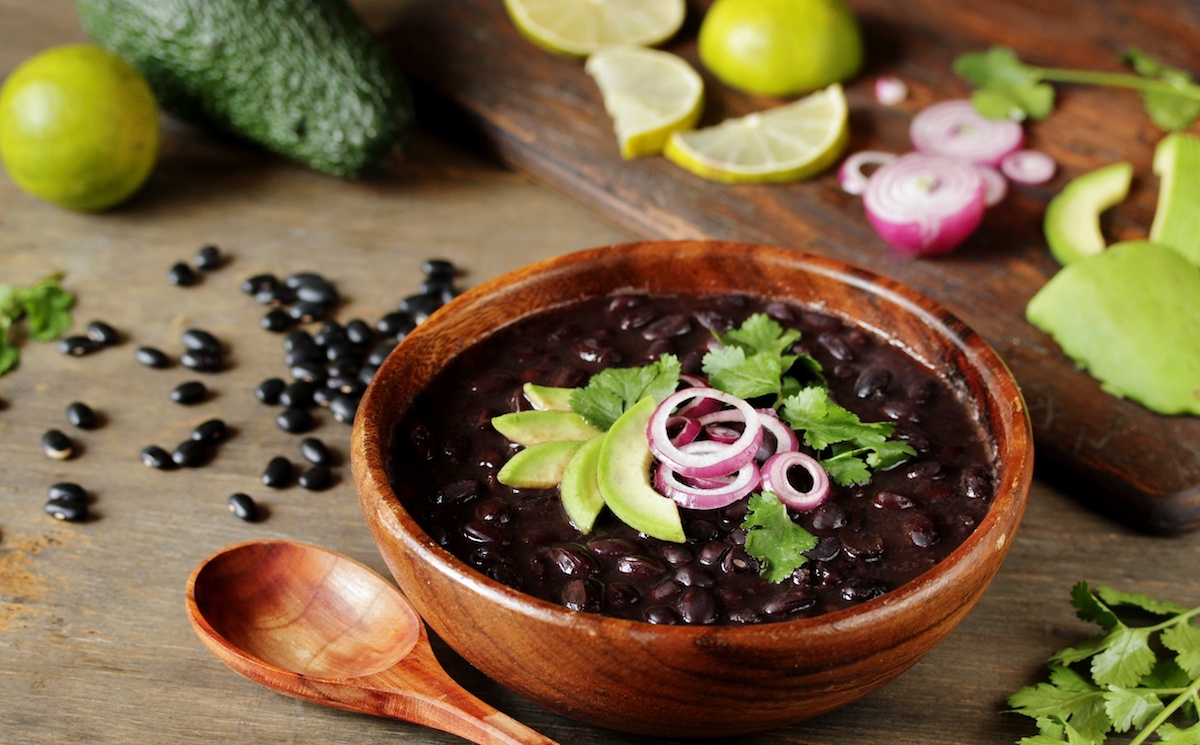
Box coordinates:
[255,377,286,404]
[45,497,87,522]
[41,429,74,459]
[255,285,295,307]
[181,329,221,355]
[366,340,398,367]
[168,262,199,286]
[49,482,86,503]
[398,292,442,322]
[376,311,415,338]
[289,359,326,383]
[421,258,456,279]
[312,387,334,408]
[65,401,98,429]
[170,380,208,405]
[180,349,223,373]
[329,391,359,424]
[85,320,120,346]
[261,308,291,332]
[191,418,228,443]
[344,319,374,346]
[172,439,213,468]
[284,272,326,290]
[287,300,330,324]
[58,335,98,356]
[135,346,171,369]
[195,244,222,271]
[324,340,357,363]
[261,456,293,488]
[241,273,279,296]
[283,330,317,354]
[297,464,332,491]
[298,437,331,466]
[313,321,345,348]
[296,282,339,307]
[227,493,258,521]
[275,407,314,434]
[279,380,315,408]
[139,445,175,470]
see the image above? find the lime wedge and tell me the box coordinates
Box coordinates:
[504,0,686,58]
[585,46,704,159]
[664,84,849,183]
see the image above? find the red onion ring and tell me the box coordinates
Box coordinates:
[838,150,896,196]
[655,457,761,510]
[666,415,701,446]
[910,99,1024,168]
[760,452,831,512]
[863,152,987,256]
[675,374,721,418]
[757,409,799,455]
[648,388,762,479]
[1000,149,1056,184]
[976,165,1008,207]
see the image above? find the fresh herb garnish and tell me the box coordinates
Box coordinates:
[0,274,75,376]
[1007,582,1200,744]
[741,491,818,583]
[953,46,1200,131]
[569,353,680,431]
[702,313,820,404]
[780,386,916,487]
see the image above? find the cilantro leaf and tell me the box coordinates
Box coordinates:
[1103,686,1164,733]
[1092,627,1157,688]
[1096,584,1189,617]
[1162,622,1200,678]
[1007,664,1110,741]
[569,354,680,431]
[953,46,1056,121]
[0,274,75,378]
[702,313,816,403]
[701,344,786,401]
[781,386,888,450]
[1157,723,1200,743]
[1072,581,1122,632]
[1122,48,1200,132]
[740,491,817,583]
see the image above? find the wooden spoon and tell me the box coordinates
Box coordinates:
[185,539,558,745]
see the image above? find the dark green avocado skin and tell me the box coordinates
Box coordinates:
[76,0,414,178]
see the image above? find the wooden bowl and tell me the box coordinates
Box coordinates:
[351,240,1033,737]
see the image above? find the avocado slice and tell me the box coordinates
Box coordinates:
[559,435,605,533]
[1043,161,1133,266]
[522,383,577,412]
[497,440,585,489]
[1149,132,1200,268]
[597,396,685,543]
[1026,240,1200,415]
[492,410,602,446]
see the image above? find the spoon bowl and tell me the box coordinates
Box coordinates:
[186,539,556,745]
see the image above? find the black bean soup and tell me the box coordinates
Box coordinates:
[388,293,995,626]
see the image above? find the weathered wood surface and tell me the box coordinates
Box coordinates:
[368,0,1200,533]
[1,2,1198,744]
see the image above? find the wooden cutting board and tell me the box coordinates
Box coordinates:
[371,0,1200,533]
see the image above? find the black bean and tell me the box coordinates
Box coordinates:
[641,313,692,340]
[434,480,481,505]
[873,490,916,511]
[65,401,98,429]
[279,380,316,408]
[284,272,327,290]
[298,437,332,466]
[261,308,292,332]
[170,380,208,405]
[312,321,346,348]
[58,335,98,357]
[606,583,640,609]
[677,588,718,625]
[297,464,332,491]
[420,277,458,305]
[255,285,295,307]
[473,498,511,524]
[49,482,87,503]
[548,545,597,577]
[818,331,854,361]
[397,292,442,322]
[85,320,120,346]
[421,258,456,278]
[283,330,316,353]
[312,387,334,408]
[45,497,87,522]
[261,456,293,488]
[366,340,398,366]
[616,554,667,578]
[561,578,602,613]
[587,537,641,557]
[135,346,171,369]
[168,261,199,286]
[195,244,222,270]
[287,300,331,324]
[139,445,175,470]
[241,273,279,296]
[376,311,415,338]
[674,565,715,588]
[881,401,920,423]
[172,439,214,468]
[643,606,679,625]
[324,340,357,364]
[284,346,325,369]
[344,319,374,346]
[181,328,221,355]
[227,493,258,521]
[810,501,846,532]
[854,367,892,399]
[180,349,223,373]
[295,281,339,307]
[41,429,74,460]
[903,512,939,548]
[462,521,508,545]
[289,359,327,384]
[191,418,228,443]
[254,377,286,405]
[329,391,359,424]
[275,407,314,434]
[761,589,816,617]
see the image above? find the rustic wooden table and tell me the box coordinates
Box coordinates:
[2,2,1198,744]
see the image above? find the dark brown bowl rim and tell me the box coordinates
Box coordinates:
[353,239,1034,640]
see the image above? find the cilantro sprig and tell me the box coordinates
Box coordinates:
[1007,582,1200,744]
[954,46,1200,131]
[569,353,680,431]
[0,274,76,377]
[742,491,818,583]
[701,312,820,405]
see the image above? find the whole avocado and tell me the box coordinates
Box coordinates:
[75,0,413,178]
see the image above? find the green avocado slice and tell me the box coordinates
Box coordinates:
[1043,161,1133,266]
[492,410,602,446]
[497,440,585,489]
[1026,240,1200,415]
[522,383,577,412]
[597,396,685,543]
[1149,132,1200,267]
[559,435,605,533]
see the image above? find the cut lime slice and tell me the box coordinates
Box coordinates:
[504,0,686,58]
[664,84,849,184]
[585,46,704,159]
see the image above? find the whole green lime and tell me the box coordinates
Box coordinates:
[699,0,864,98]
[0,44,159,211]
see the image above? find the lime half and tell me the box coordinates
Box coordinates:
[664,84,848,183]
[504,0,686,57]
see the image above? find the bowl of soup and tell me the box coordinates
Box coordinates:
[351,239,1032,737]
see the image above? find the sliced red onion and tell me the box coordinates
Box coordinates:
[675,373,721,418]
[655,458,761,510]
[647,388,762,479]
[1000,149,1056,184]
[874,75,909,106]
[910,99,1024,168]
[666,415,701,446]
[757,409,799,455]
[760,452,831,512]
[863,152,987,256]
[976,165,1008,207]
[838,150,896,196]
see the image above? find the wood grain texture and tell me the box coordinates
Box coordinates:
[367,0,1200,533]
